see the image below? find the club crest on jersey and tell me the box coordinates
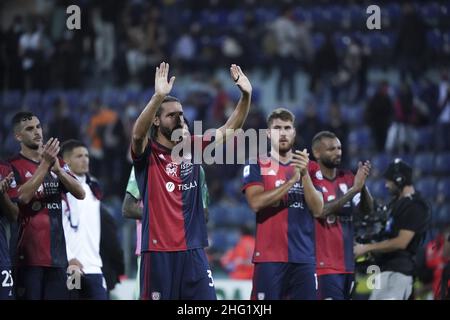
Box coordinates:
[165,163,178,177]
[315,170,323,180]
[275,179,285,187]
[25,171,32,178]
[31,201,42,211]
[326,214,337,224]
[257,292,265,300]
[243,165,250,178]
[152,292,161,300]
[339,183,348,194]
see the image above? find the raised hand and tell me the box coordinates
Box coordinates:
[291,149,310,178]
[230,64,252,95]
[155,62,176,97]
[353,160,371,192]
[0,172,14,194]
[42,138,60,166]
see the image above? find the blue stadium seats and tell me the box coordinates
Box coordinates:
[435,152,450,175]
[1,90,22,109]
[371,153,390,176]
[437,178,450,200]
[23,90,41,110]
[433,203,450,225]
[348,127,372,150]
[415,177,437,199]
[413,153,435,176]
[416,126,434,151]
[370,179,388,200]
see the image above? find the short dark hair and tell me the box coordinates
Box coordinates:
[12,111,36,131]
[150,95,181,140]
[60,139,88,158]
[267,108,295,127]
[312,131,337,150]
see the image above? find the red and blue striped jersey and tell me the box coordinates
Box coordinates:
[132,139,208,252]
[8,154,71,267]
[309,161,358,275]
[242,156,317,264]
[0,161,17,268]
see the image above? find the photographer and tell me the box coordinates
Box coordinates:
[354,159,431,300]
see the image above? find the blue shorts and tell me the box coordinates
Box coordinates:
[317,273,355,300]
[69,274,108,300]
[251,262,317,300]
[0,266,14,300]
[15,266,69,300]
[140,248,216,300]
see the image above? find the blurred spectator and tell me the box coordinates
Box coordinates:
[437,73,450,150]
[220,225,255,280]
[270,5,300,102]
[418,226,450,300]
[395,3,427,82]
[47,97,80,142]
[310,33,338,95]
[365,81,394,152]
[323,103,349,166]
[385,82,417,154]
[100,205,125,298]
[296,101,324,151]
[2,15,24,89]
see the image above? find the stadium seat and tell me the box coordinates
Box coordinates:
[437,178,450,200]
[413,153,435,176]
[416,126,434,151]
[370,179,388,201]
[434,203,450,225]
[1,90,22,109]
[435,152,450,175]
[415,177,438,199]
[22,90,41,110]
[348,127,372,151]
[371,153,390,177]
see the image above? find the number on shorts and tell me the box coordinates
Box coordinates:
[1,270,13,287]
[207,269,214,287]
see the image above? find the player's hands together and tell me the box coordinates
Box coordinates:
[353,243,369,258]
[42,138,60,167]
[291,149,309,175]
[69,258,84,275]
[353,160,371,192]
[0,172,14,194]
[154,62,175,97]
[230,64,252,95]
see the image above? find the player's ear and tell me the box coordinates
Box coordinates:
[312,145,320,160]
[266,128,271,140]
[153,116,160,126]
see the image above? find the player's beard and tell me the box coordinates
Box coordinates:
[278,139,294,155]
[24,139,41,150]
[321,156,341,169]
[160,124,183,142]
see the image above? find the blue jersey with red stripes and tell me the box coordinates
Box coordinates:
[241,156,316,264]
[8,154,70,268]
[309,161,359,275]
[0,161,17,268]
[132,139,208,252]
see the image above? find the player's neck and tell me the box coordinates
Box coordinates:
[319,163,336,180]
[399,185,415,199]
[156,135,177,151]
[20,145,41,162]
[271,149,292,164]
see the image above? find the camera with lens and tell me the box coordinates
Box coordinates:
[354,200,390,244]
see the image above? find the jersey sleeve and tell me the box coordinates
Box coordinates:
[126,167,141,200]
[131,138,152,171]
[241,161,263,193]
[308,161,325,193]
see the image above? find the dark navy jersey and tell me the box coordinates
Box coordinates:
[309,161,358,275]
[0,161,17,268]
[9,154,71,268]
[242,156,317,264]
[132,138,209,252]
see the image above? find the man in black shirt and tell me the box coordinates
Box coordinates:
[354,159,431,299]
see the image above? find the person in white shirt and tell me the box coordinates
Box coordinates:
[61,140,107,300]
